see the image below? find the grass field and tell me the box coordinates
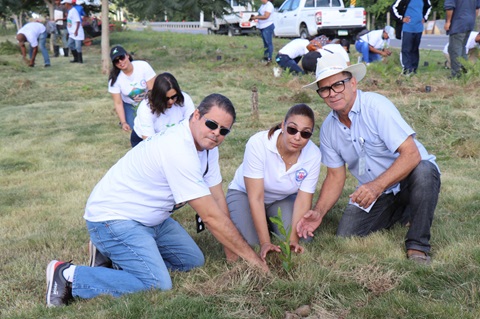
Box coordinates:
[0,29,479,319]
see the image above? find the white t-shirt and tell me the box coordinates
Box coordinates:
[108,60,156,105]
[17,22,46,47]
[66,7,84,40]
[279,39,309,59]
[257,1,275,29]
[133,92,195,138]
[228,130,321,204]
[84,120,222,227]
[360,30,389,50]
[319,43,350,62]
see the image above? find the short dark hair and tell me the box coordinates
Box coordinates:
[148,73,185,116]
[195,93,236,123]
[268,103,315,139]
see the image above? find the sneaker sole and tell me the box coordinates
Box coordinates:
[45,260,59,307]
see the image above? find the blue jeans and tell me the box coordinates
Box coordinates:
[337,161,440,254]
[260,24,275,60]
[123,102,136,129]
[401,32,422,72]
[355,40,381,63]
[29,30,50,65]
[448,32,469,77]
[276,54,304,74]
[227,190,310,245]
[71,218,204,299]
[68,37,83,53]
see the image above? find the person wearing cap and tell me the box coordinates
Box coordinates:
[45,94,269,307]
[302,38,351,74]
[108,45,155,132]
[354,26,395,65]
[298,53,441,265]
[73,0,86,21]
[275,38,310,74]
[226,104,321,261]
[62,0,85,63]
[444,0,480,78]
[16,21,51,67]
[391,0,432,75]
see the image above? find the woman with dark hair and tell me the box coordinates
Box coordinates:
[226,104,321,261]
[131,72,195,147]
[108,45,156,133]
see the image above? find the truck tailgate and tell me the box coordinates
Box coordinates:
[320,8,364,27]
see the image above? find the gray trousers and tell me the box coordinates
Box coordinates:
[226,189,297,246]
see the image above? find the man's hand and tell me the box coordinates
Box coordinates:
[349,181,383,208]
[260,242,281,261]
[444,22,450,32]
[383,49,392,56]
[403,16,411,23]
[296,209,322,239]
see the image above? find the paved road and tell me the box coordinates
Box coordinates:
[128,22,448,51]
[390,34,448,51]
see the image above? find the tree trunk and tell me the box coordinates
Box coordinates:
[251,85,258,120]
[101,0,110,75]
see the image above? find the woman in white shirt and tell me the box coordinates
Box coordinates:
[131,72,195,147]
[251,0,275,63]
[108,45,156,133]
[227,104,321,261]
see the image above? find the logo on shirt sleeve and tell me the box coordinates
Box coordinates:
[295,168,308,182]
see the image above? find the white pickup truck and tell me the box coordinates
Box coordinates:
[274,0,366,42]
[206,0,258,36]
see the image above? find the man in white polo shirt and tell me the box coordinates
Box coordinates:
[45,94,268,307]
[16,21,51,67]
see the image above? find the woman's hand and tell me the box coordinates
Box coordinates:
[290,242,304,254]
[121,122,131,132]
[260,242,281,261]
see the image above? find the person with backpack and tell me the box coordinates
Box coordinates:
[391,0,432,75]
[355,26,395,65]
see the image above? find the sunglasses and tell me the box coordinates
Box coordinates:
[204,117,231,136]
[166,94,178,101]
[113,55,127,64]
[286,126,313,139]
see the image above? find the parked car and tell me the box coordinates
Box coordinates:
[274,0,366,43]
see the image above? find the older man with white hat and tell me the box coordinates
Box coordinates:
[298,53,441,265]
[355,26,395,64]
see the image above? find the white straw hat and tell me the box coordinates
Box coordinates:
[303,53,366,90]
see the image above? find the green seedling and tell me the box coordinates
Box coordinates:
[269,208,294,272]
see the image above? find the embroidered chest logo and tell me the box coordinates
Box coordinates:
[295,168,308,182]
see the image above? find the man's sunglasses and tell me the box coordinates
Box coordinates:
[204,117,230,136]
[113,55,127,64]
[286,126,313,139]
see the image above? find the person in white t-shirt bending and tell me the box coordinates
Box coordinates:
[45,93,269,307]
[16,21,51,67]
[227,104,321,262]
[275,38,310,74]
[131,73,195,147]
[251,0,275,63]
[108,45,156,133]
